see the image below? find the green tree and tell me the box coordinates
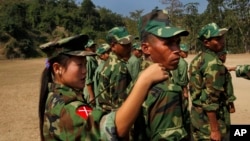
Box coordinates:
[183,2,200,53]
[223,0,250,53]
[160,0,184,24]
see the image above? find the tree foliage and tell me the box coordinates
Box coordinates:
[0,0,249,59]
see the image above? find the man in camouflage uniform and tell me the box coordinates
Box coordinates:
[127,42,143,80]
[84,39,98,105]
[217,49,237,140]
[129,9,189,140]
[98,27,132,112]
[171,44,191,140]
[189,23,231,141]
[217,49,236,113]
[93,43,111,107]
[228,65,250,80]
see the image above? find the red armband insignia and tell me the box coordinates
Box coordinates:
[76,105,93,120]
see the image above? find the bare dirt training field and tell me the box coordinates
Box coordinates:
[0,54,249,141]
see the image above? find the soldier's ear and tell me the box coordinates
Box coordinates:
[141,42,150,55]
[203,39,210,48]
[53,62,63,75]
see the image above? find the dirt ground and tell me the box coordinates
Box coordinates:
[0,54,249,141]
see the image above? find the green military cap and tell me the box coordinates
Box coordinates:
[85,39,96,48]
[132,42,141,50]
[198,22,229,40]
[138,8,189,40]
[180,44,189,52]
[106,27,133,44]
[96,43,111,56]
[40,34,96,58]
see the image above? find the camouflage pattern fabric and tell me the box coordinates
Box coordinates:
[171,57,190,138]
[138,9,189,39]
[197,22,229,40]
[127,55,143,81]
[128,60,187,141]
[43,82,117,141]
[171,58,189,87]
[98,52,131,112]
[224,69,236,104]
[235,65,250,80]
[106,27,133,45]
[39,34,95,58]
[83,56,98,102]
[132,42,141,50]
[85,39,96,48]
[96,43,111,56]
[93,60,105,107]
[189,49,229,140]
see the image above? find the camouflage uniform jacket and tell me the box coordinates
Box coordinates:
[43,82,118,141]
[98,52,131,112]
[85,56,98,85]
[93,60,105,106]
[171,57,189,87]
[84,56,98,100]
[129,60,187,141]
[235,65,250,80]
[188,49,228,139]
[171,57,190,137]
[127,54,143,81]
[224,68,236,103]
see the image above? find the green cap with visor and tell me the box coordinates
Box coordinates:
[96,43,111,56]
[138,8,189,40]
[198,22,229,40]
[106,27,133,44]
[40,34,96,58]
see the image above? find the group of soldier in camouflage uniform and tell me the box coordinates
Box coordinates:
[38,7,250,141]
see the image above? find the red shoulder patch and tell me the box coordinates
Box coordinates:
[76,105,93,120]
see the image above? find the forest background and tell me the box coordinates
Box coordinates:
[0,0,249,59]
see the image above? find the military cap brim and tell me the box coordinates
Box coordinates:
[65,50,96,56]
[149,26,189,38]
[117,35,134,44]
[197,23,231,40]
[40,34,96,58]
[138,9,189,39]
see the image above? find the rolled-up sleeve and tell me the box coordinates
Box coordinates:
[100,112,118,141]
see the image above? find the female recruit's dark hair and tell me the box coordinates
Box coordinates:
[38,54,70,141]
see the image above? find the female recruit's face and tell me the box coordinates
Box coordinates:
[142,35,181,70]
[56,56,87,89]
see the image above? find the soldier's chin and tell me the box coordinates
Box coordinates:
[168,64,178,70]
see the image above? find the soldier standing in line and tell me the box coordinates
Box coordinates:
[217,49,236,140]
[189,22,230,141]
[127,42,143,81]
[171,43,191,140]
[129,8,190,140]
[217,49,236,113]
[93,43,111,107]
[98,27,133,112]
[83,39,98,105]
